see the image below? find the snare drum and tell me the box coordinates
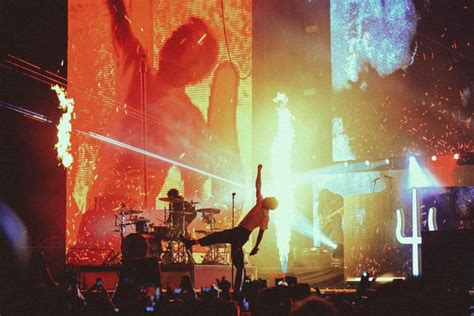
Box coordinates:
[122,233,161,259]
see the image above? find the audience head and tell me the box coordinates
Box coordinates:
[26,251,58,287]
[0,203,29,312]
[291,296,337,316]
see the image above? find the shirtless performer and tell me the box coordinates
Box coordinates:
[181,164,278,294]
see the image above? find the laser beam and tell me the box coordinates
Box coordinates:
[0,100,52,124]
[1,99,246,189]
[81,131,246,188]
[2,54,173,132]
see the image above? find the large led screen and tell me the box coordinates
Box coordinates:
[66,0,252,264]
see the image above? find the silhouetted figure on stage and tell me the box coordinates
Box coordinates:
[166,188,196,235]
[318,189,344,255]
[24,252,68,315]
[181,164,278,294]
[0,203,29,314]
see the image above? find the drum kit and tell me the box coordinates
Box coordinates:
[114,196,228,265]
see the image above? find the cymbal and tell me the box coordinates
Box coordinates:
[197,208,220,214]
[168,210,195,215]
[195,228,223,234]
[112,202,127,211]
[195,230,210,234]
[159,197,185,203]
[131,217,149,222]
[124,209,143,215]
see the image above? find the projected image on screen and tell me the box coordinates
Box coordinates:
[66,0,252,264]
[331,0,473,161]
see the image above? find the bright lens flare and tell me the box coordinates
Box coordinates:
[51,85,74,168]
[271,92,295,273]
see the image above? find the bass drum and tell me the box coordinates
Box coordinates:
[122,233,161,259]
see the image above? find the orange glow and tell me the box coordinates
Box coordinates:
[67,0,252,264]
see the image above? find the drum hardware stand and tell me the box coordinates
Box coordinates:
[162,208,195,265]
[102,249,120,265]
[104,203,130,264]
[202,242,228,265]
[116,203,127,242]
[162,240,195,265]
[201,204,230,265]
[163,206,168,226]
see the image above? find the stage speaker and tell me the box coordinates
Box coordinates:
[421,229,473,289]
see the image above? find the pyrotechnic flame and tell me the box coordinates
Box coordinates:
[51,84,74,168]
[271,92,295,273]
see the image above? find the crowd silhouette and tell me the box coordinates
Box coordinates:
[1,203,472,315]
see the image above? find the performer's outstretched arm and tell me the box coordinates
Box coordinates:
[256,164,263,201]
[250,229,264,256]
[105,0,146,108]
[106,0,143,57]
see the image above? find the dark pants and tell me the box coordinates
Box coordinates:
[198,226,251,293]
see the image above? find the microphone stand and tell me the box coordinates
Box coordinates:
[108,202,127,265]
[119,204,127,261]
[139,52,148,209]
[385,175,395,244]
[231,192,236,290]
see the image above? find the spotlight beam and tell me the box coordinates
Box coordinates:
[292,211,337,249]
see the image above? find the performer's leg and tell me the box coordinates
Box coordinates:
[232,245,245,294]
[181,227,236,250]
[198,228,235,246]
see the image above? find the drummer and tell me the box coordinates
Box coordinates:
[166,188,196,232]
